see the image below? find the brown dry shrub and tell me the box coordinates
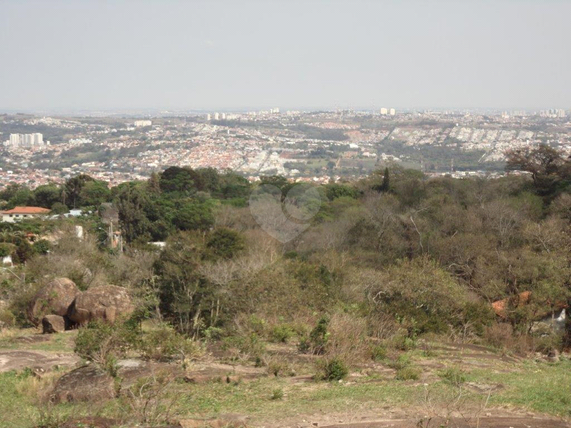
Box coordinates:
[482,322,553,355]
[265,354,296,377]
[367,312,401,340]
[26,230,109,290]
[483,322,514,349]
[326,312,369,363]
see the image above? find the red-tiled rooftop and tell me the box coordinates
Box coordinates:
[1,206,51,215]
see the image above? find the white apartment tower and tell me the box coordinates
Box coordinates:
[8,133,44,147]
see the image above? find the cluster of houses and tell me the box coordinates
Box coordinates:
[0,206,86,267]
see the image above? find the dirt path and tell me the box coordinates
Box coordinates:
[319,417,570,428]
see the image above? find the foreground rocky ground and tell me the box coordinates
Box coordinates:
[0,328,569,428]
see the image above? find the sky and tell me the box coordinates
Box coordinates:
[0,0,569,112]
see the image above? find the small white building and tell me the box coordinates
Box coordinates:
[134,120,152,127]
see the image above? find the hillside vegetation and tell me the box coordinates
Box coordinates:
[0,144,570,427]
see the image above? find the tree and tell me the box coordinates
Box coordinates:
[34,184,61,208]
[219,172,250,199]
[50,202,69,215]
[197,168,220,194]
[370,167,393,193]
[324,183,358,201]
[65,174,95,208]
[115,183,153,243]
[6,188,36,209]
[206,228,244,259]
[365,257,472,334]
[160,166,201,194]
[0,184,27,202]
[79,180,111,207]
[506,144,570,198]
[147,172,161,194]
[173,201,214,231]
[12,239,34,264]
[154,232,220,336]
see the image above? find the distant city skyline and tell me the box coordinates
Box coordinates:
[1,1,570,112]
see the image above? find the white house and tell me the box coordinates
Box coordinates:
[0,206,51,223]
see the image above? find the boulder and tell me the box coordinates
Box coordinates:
[28,278,80,325]
[42,314,66,334]
[67,285,134,325]
[51,365,116,403]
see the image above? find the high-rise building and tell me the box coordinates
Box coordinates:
[32,133,43,145]
[8,133,44,148]
[380,108,388,115]
[134,120,152,127]
[389,108,396,116]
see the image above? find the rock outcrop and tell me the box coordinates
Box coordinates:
[67,285,134,325]
[51,365,116,403]
[28,278,80,325]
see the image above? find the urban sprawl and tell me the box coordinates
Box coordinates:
[1,108,570,189]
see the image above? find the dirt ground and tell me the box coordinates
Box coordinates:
[1,329,570,428]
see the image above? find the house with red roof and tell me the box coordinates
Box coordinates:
[0,206,51,223]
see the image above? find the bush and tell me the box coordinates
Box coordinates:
[222,332,266,362]
[483,323,513,350]
[439,367,466,387]
[206,228,244,259]
[367,258,470,335]
[33,239,51,255]
[316,357,349,381]
[266,356,295,377]
[0,243,14,258]
[299,316,329,354]
[271,324,295,343]
[395,366,421,381]
[0,308,16,328]
[388,354,412,371]
[75,320,141,374]
[323,312,370,363]
[391,335,417,352]
[270,388,284,400]
[371,344,387,361]
[138,324,201,362]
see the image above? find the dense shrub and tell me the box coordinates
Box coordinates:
[395,366,421,381]
[316,357,349,381]
[270,324,295,343]
[299,316,329,354]
[438,367,466,387]
[74,319,141,362]
[138,324,201,362]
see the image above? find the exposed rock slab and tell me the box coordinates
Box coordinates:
[0,350,80,373]
[51,365,116,403]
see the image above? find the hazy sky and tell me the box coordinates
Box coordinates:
[1,0,569,112]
